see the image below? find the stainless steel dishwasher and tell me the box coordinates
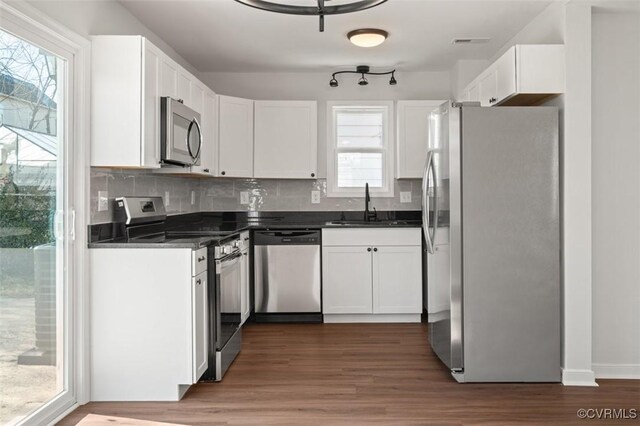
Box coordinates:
[254,230,322,322]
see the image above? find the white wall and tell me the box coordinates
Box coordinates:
[591,10,640,379]
[490,0,566,62]
[202,71,450,178]
[25,0,202,78]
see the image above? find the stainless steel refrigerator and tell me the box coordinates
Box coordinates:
[422,102,561,382]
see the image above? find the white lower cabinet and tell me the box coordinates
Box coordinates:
[322,228,422,323]
[90,248,208,401]
[322,246,373,314]
[373,246,422,314]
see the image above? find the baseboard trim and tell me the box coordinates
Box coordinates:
[323,314,421,323]
[562,368,598,386]
[593,363,640,379]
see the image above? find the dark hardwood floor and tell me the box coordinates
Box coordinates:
[60,323,639,425]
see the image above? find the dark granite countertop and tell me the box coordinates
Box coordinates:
[88,210,432,249]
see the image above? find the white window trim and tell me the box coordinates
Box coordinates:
[326,100,395,198]
[0,1,91,424]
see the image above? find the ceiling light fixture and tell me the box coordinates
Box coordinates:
[348,29,388,47]
[234,0,388,32]
[330,65,397,88]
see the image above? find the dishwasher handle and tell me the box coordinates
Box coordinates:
[254,230,320,245]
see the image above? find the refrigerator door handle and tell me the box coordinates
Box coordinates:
[422,151,435,254]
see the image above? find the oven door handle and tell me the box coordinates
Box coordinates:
[217,251,242,267]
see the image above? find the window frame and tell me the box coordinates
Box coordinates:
[327,100,395,198]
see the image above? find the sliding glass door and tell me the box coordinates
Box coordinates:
[0,3,85,423]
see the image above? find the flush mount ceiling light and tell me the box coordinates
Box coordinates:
[330,65,397,88]
[348,29,388,47]
[234,0,388,32]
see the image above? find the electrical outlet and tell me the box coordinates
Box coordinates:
[191,191,196,205]
[400,191,412,203]
[164,191,170,206]
[311,191,321,204]
[240,191,250,205]
[97,191,109,212]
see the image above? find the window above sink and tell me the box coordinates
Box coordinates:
[327,101,395,198]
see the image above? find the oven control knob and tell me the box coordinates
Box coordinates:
[233,240,242,249]
[220,245,230,255]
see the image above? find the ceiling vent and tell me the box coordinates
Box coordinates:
[452,38,491,45]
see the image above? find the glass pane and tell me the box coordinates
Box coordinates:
[0,29,65,424]
[337,152,383,188]
[336,109,384,148]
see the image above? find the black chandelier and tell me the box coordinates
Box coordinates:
[330,65,397,88]
[234,0,388,32]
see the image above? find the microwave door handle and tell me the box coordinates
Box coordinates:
[187,118,202,161]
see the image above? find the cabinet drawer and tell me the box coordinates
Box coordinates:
[322,228,421,247]
[192,247,208,276]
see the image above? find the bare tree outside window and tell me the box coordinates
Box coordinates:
[0,30,57,135]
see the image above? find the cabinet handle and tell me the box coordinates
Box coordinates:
[311,173,315,178]
[221,171,226,176]
[367,248,372,252]
[196,279,202,285]
[243,253,248,257]
[198,256,206,262]
[489,97,497,104]
[203,168,210,173]
[373,247,378,252]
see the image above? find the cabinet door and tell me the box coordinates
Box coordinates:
[495,47,517,103]
[467,83,480,102]
[322,246,373,314]
[240,251,250,324]
[177,69,192,107]
[192,270,208,382]
[159,56,178,99]
[396,101,443,178]
[479,69,498,107]
[373,246,422,314]
[142,40,161,168]
[254,101,317,179]
[218,95,254,178]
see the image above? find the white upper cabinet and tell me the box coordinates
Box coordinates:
[218,95,254,178]
[177,69,192,108]
[159,56,178,99]
[396,101,444,178]
[254,101,318,179]
[91,35,214,171]
[463,44,565,106]
[91,36,161,168]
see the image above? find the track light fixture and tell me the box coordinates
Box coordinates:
[234,0,388,32]
[329,65,397,88]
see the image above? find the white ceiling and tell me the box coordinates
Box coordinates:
[119,0,554,73]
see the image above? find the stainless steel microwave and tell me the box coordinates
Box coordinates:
[160,97,202,167]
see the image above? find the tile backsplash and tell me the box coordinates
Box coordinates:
[90,169,422,224]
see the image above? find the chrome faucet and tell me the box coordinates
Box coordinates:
[364,183,377,222]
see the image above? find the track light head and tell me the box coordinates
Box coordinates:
[330,77,339,87]
[358,74,369,86]
[389,73,397,85]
